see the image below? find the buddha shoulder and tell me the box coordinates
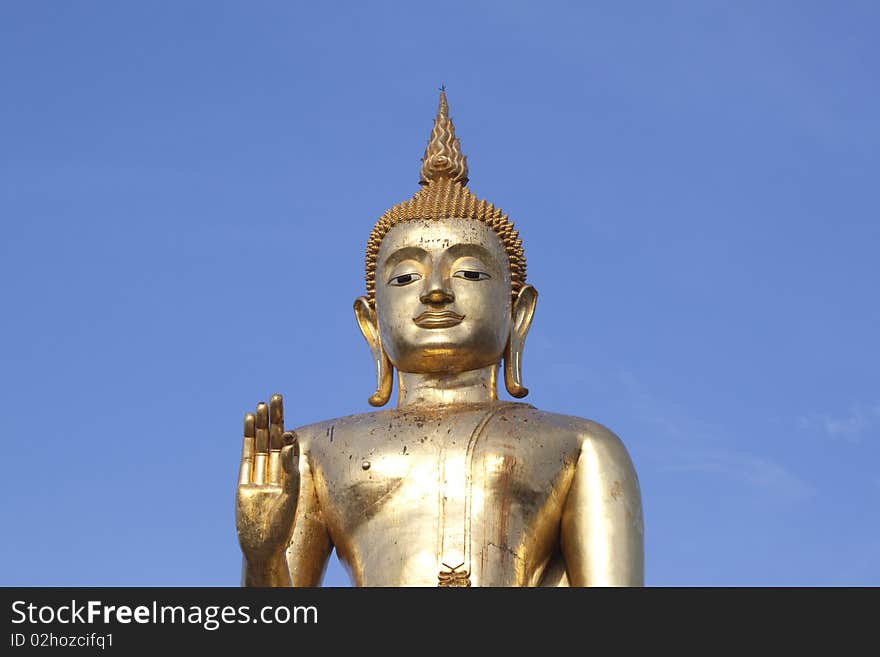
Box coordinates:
[288,408,398,455]
[549,411,638,469]
[510,407,638,472]
[290,405,635,470]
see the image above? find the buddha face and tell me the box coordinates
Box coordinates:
[374,218,513,374]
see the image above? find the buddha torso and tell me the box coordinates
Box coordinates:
[292,402,623,587]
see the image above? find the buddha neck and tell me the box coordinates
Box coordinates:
[396,365,499,409]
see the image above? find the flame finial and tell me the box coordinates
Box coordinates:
[419,88,469,186]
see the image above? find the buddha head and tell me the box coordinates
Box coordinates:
[354,90,538,406]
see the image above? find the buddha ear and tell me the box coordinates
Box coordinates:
[504,285,538,398]
[354,296,393,407]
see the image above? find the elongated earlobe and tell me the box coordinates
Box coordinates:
[504,285,538,398]
[354,297,393,406]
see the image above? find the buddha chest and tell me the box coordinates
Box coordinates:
[306,403,580,585]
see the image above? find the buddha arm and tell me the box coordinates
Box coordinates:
[285,450,332,586]
[560,426,644,586]
[242,450,332,587]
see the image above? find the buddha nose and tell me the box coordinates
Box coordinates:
[420,287,455,306]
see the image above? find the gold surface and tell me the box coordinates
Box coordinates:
[235,91,643,587]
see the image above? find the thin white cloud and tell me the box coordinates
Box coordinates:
[615,369,814,502]
[799,403,880,444]
[662,454,814,502]
[738,457,814,501]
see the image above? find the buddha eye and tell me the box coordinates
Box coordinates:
[453,270,491,281]
[388,272,422,286]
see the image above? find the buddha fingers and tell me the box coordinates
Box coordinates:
[238,413,256,486]
[268,394,284,485]
[253,402,269,484]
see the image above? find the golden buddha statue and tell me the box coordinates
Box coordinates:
[235,91,644,587]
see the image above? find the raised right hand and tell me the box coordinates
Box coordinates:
[235,394,300,564]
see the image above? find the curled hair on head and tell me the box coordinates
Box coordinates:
[365,90,527,307]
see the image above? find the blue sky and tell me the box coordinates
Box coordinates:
[1,1,877,586]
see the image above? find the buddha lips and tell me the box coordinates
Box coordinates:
[413,310,465,329]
